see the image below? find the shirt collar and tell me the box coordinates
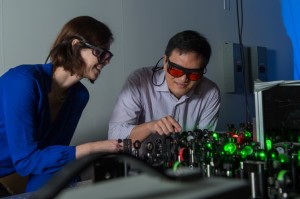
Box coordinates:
[41,63,53,92]
[42,63,53,77]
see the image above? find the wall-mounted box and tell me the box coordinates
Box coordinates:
[249,46,268,93]
[223,43,248,94]
[250,46,267,82]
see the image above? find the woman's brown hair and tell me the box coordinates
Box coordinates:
[48,16,113,76]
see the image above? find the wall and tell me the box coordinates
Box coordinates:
[0,0,293,145]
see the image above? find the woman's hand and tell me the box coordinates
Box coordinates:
[94,140,123,153]
[76,139,122,159]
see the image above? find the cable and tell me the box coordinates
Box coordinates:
[35,152,203,199]
[236,0,250,124]
[151,57,164,86]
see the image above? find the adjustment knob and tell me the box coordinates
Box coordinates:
[133,140,141,150]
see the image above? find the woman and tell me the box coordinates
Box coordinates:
[0,16,122,192]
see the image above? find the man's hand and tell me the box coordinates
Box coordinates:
[151,115,182,135]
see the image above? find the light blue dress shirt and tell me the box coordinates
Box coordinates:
[108,66,221,140]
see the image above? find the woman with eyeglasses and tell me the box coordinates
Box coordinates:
[0,16,122,193]
[108,30,221,157]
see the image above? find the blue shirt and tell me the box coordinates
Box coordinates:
[0,63,89,192]
[108,66,220,139]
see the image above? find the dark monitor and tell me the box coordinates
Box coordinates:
[254,80,300,148]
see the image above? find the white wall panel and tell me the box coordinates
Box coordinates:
[0,0,293,145]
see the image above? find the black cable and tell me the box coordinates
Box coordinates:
[236,0,250,124]
[151,57,164,86]
[35,152,203,199]
[44,53,51,64]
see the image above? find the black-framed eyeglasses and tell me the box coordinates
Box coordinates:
[83,42,113,64]
[166,57,206,81]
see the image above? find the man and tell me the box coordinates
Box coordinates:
[108,30,220,156]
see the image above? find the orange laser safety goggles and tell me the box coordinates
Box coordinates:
[166,57,206,81]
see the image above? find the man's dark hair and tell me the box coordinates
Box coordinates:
[164,30,211,66]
